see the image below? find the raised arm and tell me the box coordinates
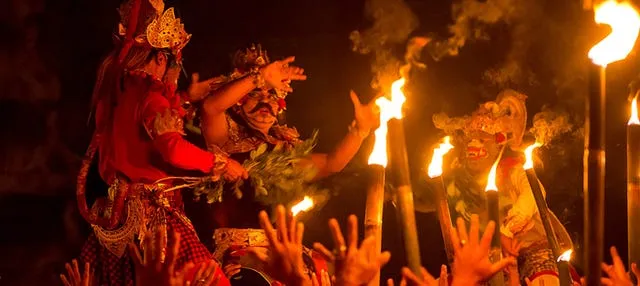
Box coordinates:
[309,91,379,179]
[201,57,306,145]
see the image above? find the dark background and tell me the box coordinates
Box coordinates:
[0,0,638,284]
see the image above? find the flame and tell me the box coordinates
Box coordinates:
[557,249,573,262]
[484,158,500,192]
[588,0,640,67]
[291,196,314,216]
[630,95,640,125]
[427,136,454,178]
[523,142,543,170]
[367,78,407,166]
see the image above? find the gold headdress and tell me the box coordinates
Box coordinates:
[230,44,271,77]
[117,0,190,57]
[433,89,528,147]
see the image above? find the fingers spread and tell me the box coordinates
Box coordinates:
[347,215,358,250]
[328,218,346,253]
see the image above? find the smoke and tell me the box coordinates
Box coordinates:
[350,0,420,92]
[430,0,524,61]
[528,107,574,145]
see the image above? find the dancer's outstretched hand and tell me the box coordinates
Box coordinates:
[450,215,516,286]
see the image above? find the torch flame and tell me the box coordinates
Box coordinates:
[367,78,407,166]
[588,0,640,67]
[484,158,500,192]
[427,136,454,178]
[523,142,543,170]
[629,95,640,125]
[291,196,314,216]
[557,249,573,262]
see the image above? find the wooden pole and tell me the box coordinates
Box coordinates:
[584,64,606,286]
[388,118,423,277]
[430,177,454,264]
[365,164,386,286]
[628,118,640,284]
[525,169,572,286]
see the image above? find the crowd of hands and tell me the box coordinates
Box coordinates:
[61,206,640,286]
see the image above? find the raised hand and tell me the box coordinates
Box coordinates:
[351,91,380,135]
[311,269,332,286]
[60,259,93,286]
[187,73,227,102]
[450,215,516,286]
[601,246,637,286]
[129,230,181,286]
[313,215,391,286]
[253,205,310,286]
[261,57,307,92]
[172,261,222,286]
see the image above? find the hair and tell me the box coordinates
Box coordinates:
[91,46,160,131]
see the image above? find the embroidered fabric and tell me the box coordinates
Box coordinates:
[92,198,144,257]
[146,109,186,139]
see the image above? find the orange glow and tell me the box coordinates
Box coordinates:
[523,142,543,170]
[427,136,454,178]
[588,0,640,67]
[291,196,314,216]
[367,78,407,166]
[557,249,573,262]
[630,95,640,125]
[484,158,500,192]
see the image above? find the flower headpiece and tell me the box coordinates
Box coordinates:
[116,0,191,62]
[433,89,528,147]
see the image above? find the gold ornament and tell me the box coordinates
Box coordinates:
[145,8,191,52]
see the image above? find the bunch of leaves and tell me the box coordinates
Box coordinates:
[193,130,327,207]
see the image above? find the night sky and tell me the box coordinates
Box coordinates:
[0,0,639,284]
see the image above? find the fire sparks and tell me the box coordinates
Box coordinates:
[523,142,543,170]
[630,95,640,125]
[427,136,454,178]
[291,196,314,216]
[367,78,407,167]
[557,249,573,262]
[588,0,640,67]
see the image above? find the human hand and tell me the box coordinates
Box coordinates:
[351,91,380,134]
[450,215,516,286]
[313,215,391,286]
[129,230,180,286]
[172,261,222,286]
[601,246,639,286]
[187,73,226,102]
[60,259,93,286]
[252,205,309,286]
[311,269,332,286]
[223,159,248,182]
[260,57,307,92]
[501,235,522,258]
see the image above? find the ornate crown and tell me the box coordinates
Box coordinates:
[231,44,271,74]
[117,0,190,56]
[146,8,191,52]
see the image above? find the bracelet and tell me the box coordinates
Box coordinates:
[250,67,266,89]
[348,120,369,139]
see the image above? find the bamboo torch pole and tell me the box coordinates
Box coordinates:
[628,94,640,283]
[386,78,423,277]
[427,136,455,264]
[585,2,640,284]
[364,95,393,286]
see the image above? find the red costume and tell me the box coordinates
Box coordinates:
[76,1,228,285]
